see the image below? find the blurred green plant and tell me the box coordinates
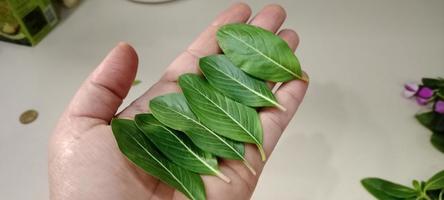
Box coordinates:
[362,170,444,200]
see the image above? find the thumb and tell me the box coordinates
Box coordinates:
[65,42,138,125]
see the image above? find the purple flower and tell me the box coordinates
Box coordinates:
[435,100,444,114]
[404,83,419,98]
[416,97,429,105]
[413,86,436,106]
[417,87,434,99]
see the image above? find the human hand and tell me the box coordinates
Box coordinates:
[49,3,308,200]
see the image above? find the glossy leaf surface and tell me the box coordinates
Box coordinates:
[422,77,444,89]
[416,112,444,133]
[199,55,284,110]
[135,113,230,182]
[361,178,416,200]
[111,118,205,200]
[217,23,302,82]
[426,170,444,190]
[416,112,436,132]
[431,133,444,153]
[149,93,245,159]
[178,74,266,160]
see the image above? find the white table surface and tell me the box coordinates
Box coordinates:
[1,0,443,199]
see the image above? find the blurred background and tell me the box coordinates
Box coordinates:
[0,0,443,199]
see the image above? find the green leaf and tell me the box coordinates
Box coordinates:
[416,112,437,132]
[422,78,444,89]
[178,74,266,161]
[135,113,231,183]
[434,114,444,133]
[199,55,285,110]
[149,93,245,160]
[416,112,444,133]
[431,133,444,153]
[361,178,417,199]
[438,88,444,99]
[426,170,444,191]
[428,189,444,200]
[217,23,303,82]
[149,93,256,175]
[132,79,141,86]
[413,180,422,191]
[111,118,205,200]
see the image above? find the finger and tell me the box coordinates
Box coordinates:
[227,76,307,188]
[161,3,289,85]
[119,3,252,117]
[188,2,252,56]
[248,4,287,33]
[213,6,299,181]
[162,4,287,82]
[248,4,288,89]
[65,43,138,125]
[150,182,174,200]
[209,28,301,183]
[261,74,309,156]
[161,3,252,81]
[278,29,299,51]
[266,28,300,89]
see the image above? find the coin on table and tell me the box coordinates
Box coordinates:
[19,109,38,124]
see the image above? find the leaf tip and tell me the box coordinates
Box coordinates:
[300,72,309,83]
[276,104,287,112]
[257,144,267,162]
[216,171,232,183]
[242,160,257,176]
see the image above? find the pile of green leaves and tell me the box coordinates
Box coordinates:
[362,78,444,200]
[361,170,444,200]
[111,23,304,200]
[415,78,444,153]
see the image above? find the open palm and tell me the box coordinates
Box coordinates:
[49,3,308,200]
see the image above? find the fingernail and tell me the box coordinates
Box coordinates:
[116,41,131,49]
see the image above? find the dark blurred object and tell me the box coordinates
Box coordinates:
[405,77,444,153]
[19,109,39,124]
[0,0,58,46]
[61,0,79,8]
[128,0,178,4]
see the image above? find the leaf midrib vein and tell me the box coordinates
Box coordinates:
[158,105,246,160]
[425,176,444,190]
[208,63,281,107]
[128,134,195,200]
[187,82,260,144]
[224,31,298,78]
[151,123,221,176]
